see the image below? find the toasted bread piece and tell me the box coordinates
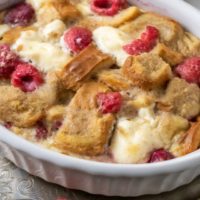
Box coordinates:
[46,105,66,122]
[158,78,200,119]
[122,54,172,89]
[0,26,35,45]
[97,69,132,91]
[57,44,115,90]
[152,43,184,66]
[53,82,115,156]
[35,0,80,25]
[0,74,57,128]
[176,32,200,57]
[120,12,184,46]
[170,121,200,156]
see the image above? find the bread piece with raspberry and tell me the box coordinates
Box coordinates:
[0,73,57,128]
[158,78,200,119]
[120,13,184,48]
[78,5,141,30]
[122,54,172,89]
[53,82,115,156]
[57,44,115,90]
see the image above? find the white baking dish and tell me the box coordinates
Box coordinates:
[0,0,200,197]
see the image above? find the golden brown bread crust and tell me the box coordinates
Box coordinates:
[97,69,132,91]
[0,26,36,45]
[52,0,81,21]
[53,81,115,156]
[78,6,141,30]
[175,32,200,57]
[120,12,184,45]
[36,0,80,25]
[57,44,115,90]
[170,122,200,156]
[0,74,58,128]
[158,78,200,119]
[152,43,184,66]
[122,54,172,89]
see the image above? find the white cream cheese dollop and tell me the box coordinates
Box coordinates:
[111,106,189,164]
[93,26,131,67]
[0,24,10,38]
[12,21,70,73]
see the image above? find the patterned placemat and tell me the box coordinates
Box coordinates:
[1,155,200,200]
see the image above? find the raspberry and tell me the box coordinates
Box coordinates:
[4,3,35,26]
[175,57,200,85]
[4,122,12,129]
[123,26,159,55]
[63,27,92,53]
[123,39,150,56]
[148,149,174,163]
[141,26,159,42]
[91,0,127,16]
[97,92,122,114]
[0,44,20,78]
[11,63,43,92]
[35,121,48,140]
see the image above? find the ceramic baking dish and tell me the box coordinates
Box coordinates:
[0,0,200,197]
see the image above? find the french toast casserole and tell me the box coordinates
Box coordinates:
[0,0,200,164]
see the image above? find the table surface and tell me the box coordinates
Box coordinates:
[1,1,200,200]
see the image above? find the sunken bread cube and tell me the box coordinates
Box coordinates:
[122,54,172,89]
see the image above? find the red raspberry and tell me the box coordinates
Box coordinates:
[4,122,12,129]
[0,44,20,78]
[4,3,35,26]
[123,26,159,55]
[91,0,127,16]
[97,92,122,114]
[148,149,174,163]
[63,27,92,53]
[175,57,200,85]
[123,39,150,56]
[35,121,48,140]
[141,26,159,42]
[11,63,43,92]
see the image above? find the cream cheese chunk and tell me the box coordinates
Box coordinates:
[111,106,189,164]
[93,26,131,66]
[26,0,47,9]
[42,19,66,41]
[0,24,10,38]
[12,29,70,73]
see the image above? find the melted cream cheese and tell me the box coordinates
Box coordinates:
[111,106,188,164]
[12,27,70,73]
[0,24,10,37]
[93,26,131,67]
[26,0,47,9]
[42,19,66,41]
[76,0,94,16]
